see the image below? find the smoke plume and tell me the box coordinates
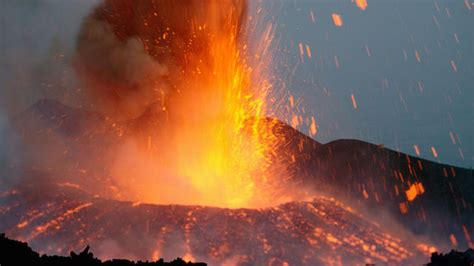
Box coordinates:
[75,0,248,119]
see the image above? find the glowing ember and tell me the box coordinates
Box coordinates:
[405,182,425,202]
[355,0,368,11]
[350,94,358,109]
[332,13,344,27]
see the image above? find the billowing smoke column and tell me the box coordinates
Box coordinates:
[75,0,248,119]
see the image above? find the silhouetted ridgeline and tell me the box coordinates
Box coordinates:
[2,233,474,266]
[427,249,474,266]
[0,233,206,266]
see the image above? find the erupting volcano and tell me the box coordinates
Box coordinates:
[71,1,298,207]
[1,1,473,265]
[74,0,284,208]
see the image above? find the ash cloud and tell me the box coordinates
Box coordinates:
[74,17,169,119]
[74,0,248,119]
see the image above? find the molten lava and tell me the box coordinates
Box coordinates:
[146,5,277,208]
[76,0,284,208]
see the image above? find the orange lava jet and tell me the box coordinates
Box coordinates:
[76,0,286,208]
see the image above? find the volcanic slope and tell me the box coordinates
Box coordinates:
[0,99,472,264]
[1,181,428,265]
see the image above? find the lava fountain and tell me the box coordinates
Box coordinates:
[75,0,284,208]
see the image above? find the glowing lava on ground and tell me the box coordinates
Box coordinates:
[0,183,429,265]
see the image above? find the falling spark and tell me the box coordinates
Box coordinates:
[17,221,29,229]
[310,116,318,136]
[334,55,340,68]
[417,81,424,92]
[415,50,421,63]
[298,43,304,62]
[465,0,472,10]
[450,60,458,72]
[310,10,316,23]
[431,146,438,158]
[365,45,371,57]
[355,0,368,10]
[291,113,299,129]
[434,1,440,12]
[459,148,465,160]
[332,13,343,27]
[454,33,459,44]
[450,234,458,246]
[289,95,294,108]
[449,132,457,145]
[363,189,369,200]
[351,94,358,109]
[306,45,312,58]
[462,225,474,248]
[413,145,420,156]
[445,8,452,18]
[433,15,440,28]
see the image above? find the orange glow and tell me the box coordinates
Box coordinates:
[351,94,358,109]
[355,0,368,10]
[298,42,305,61]
[332,13,343,27]
[462,225,474,248]
[109,1,288,208]
[417,243,437,256]
[415,50,421,62]
[183,252,196,262]
[17,221,29,229]
[27,203,93,241]
[309,116,318,137]
[450,234,458,246]
[306,44,312,58]
[405,182,425,201]
[399,202,408,214]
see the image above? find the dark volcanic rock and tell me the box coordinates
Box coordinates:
[0,233,205,266]
[291,138,474,247]
[427,248,474,266]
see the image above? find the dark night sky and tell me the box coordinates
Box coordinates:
[1,0,473,167]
